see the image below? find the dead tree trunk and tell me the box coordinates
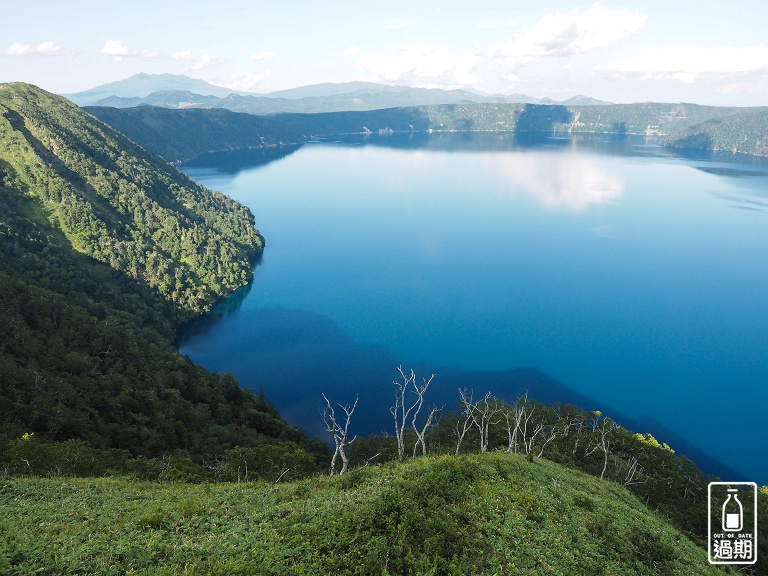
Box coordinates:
[476,392,501,454]
[455,388,476,455]
[320,393,358,476]
[410,372,436,457]
[391,367,436,459]
[584,411,616,480]
[461,391,500,454]
[391,366,418,460]
[413,404,441,457]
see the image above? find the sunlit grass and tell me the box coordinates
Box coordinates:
[1,454,735,575]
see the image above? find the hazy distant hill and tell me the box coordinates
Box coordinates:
[64,73,252,106]
[67,73,612,114]
[266,81,387,99]
[93,90,224,109]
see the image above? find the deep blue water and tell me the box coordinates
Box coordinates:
[178,133,768,483]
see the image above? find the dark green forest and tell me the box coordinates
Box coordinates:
[0,83,329,473]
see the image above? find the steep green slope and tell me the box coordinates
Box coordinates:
[84,105,316,163]
[1,83,263,318]
[86,101,764,164]
[0,454,738,575]
[664,108,768,156]
[0,82,327,465]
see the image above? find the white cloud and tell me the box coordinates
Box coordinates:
[5,41,62,57]
[100,40,157,61]
[344,45,360,57]
[101,40,133,57]
[356,43,479,89]
[251,51,275,62]
[214,70,271,92]
[595,44,768,82]
[489,3,645,69]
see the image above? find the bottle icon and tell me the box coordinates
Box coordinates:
[722,488,743,532]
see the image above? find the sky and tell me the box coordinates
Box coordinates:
[2,0,768,106]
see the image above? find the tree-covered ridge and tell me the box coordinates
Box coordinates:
[1,82,329,470]
[87,101,767,164]
[1,83,263,319]
[664,108,768,156]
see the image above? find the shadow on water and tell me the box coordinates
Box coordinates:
[177,306,741,480]
[181,144,303,174]
[176,275,256,345]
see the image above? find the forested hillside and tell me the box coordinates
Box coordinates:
[87,101,765,164]
[664,108,768,156]
[0,83,328,469]
[2,83,264,317]
[85,105,442,162]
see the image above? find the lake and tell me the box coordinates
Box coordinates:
[178,133,768,483]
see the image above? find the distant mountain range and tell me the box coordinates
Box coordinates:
[65,73,610,114]
[62,73,249,105]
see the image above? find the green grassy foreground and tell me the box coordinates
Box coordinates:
[1,454,734,575]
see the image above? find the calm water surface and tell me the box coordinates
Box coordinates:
[179,134,768,482]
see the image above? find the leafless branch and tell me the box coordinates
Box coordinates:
[321,393,359,475]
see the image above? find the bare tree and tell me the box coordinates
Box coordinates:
[556,404,586,438]
[472,392,501,454]
[584,411,617,480]
[501,393,531,454]
[616,455,646,486]
[391,367,419,460]
[456,388,501,454]
[525,420,560,459]
[412,403,441,457]
[455,388,476,455]
[409,372,436,457]
[320,393,358,476]
[390,366,436,459]
[500,394,560,459]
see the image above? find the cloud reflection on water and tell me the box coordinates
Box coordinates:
[488,150,625,212]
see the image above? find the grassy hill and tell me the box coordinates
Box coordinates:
[0,453,742,575]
